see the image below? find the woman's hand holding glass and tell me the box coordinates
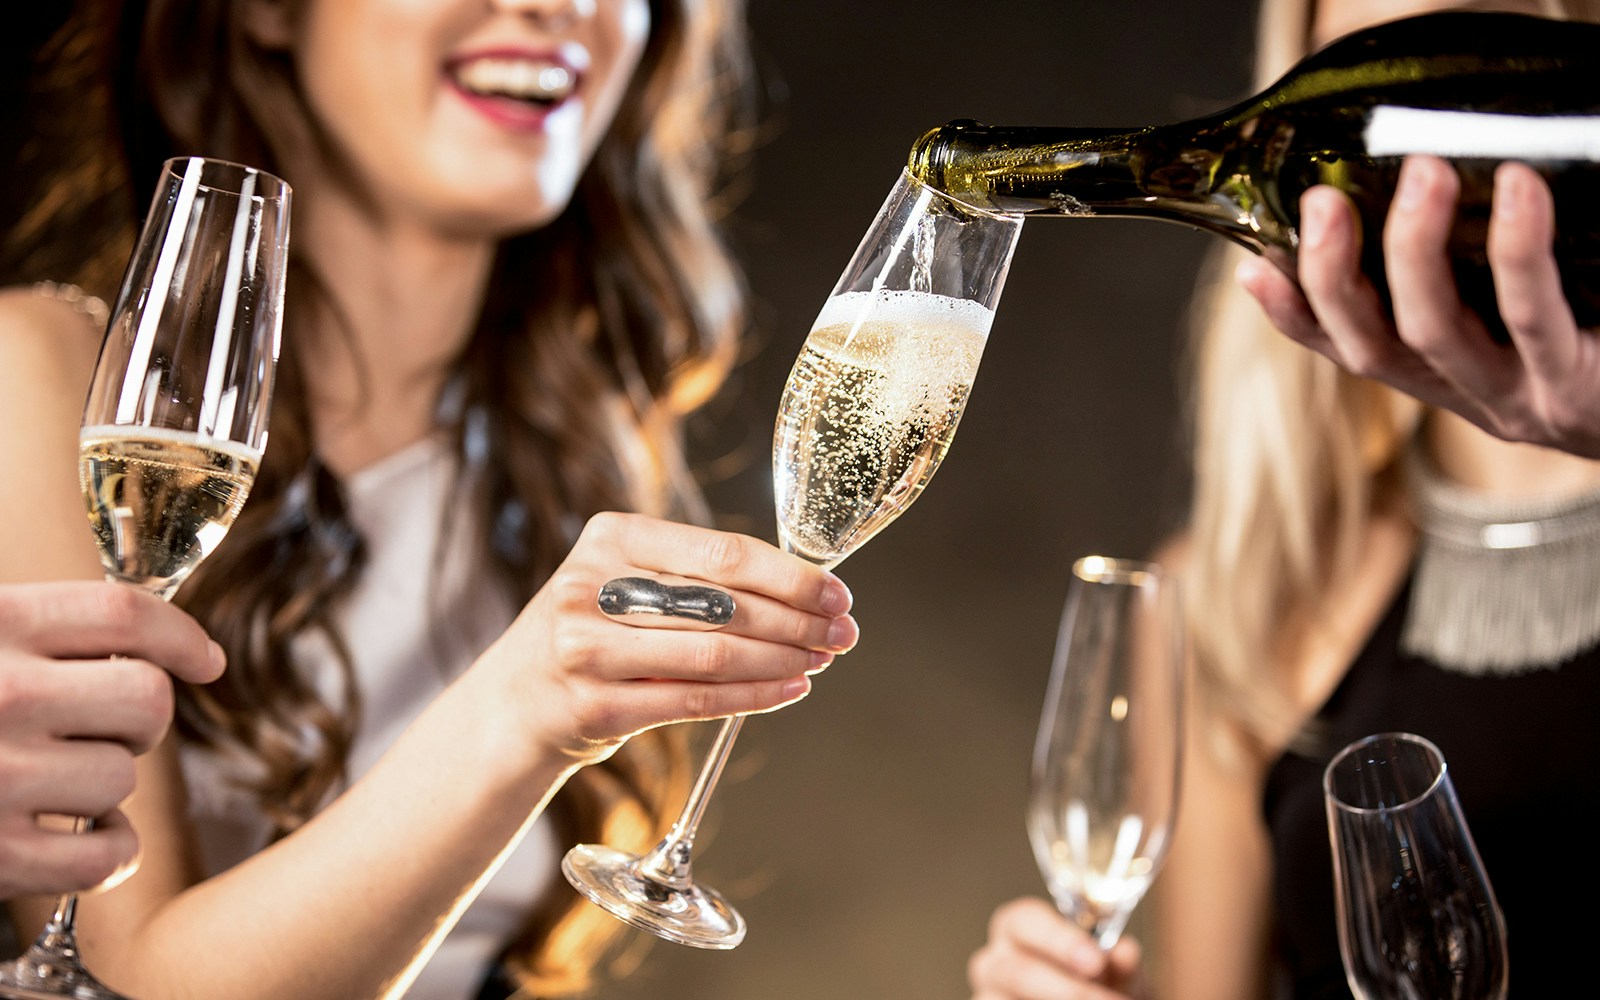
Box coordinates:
[0,155,287,1000]
[967,897,1145,1000]
[1239,155,1600,458]
[0,582,224,900]
[966,557,1180,1000]
[557,169,1020,948]
[481,511,856,771]
[1029,559,1182,952]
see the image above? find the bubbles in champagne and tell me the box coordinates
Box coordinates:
[80,426,259,598]
[773,290,994,567]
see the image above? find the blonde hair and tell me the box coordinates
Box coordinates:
[1182,0,1597,751]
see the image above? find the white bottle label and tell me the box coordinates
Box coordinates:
[1365,106,1600,160]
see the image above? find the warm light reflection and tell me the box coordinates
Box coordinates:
[1073,554,1159,588]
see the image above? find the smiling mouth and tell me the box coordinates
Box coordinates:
[451,57,576,106]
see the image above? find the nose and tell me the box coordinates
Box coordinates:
[489,0,597,25]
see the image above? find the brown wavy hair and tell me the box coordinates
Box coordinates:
[4,0,755,994]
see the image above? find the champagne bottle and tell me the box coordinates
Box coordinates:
[907,11,1600,341]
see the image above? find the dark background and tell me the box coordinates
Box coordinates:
[3,2,1258,997]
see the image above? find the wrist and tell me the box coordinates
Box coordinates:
[452,640,586,798]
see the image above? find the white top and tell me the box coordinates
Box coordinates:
[179,436,559,999]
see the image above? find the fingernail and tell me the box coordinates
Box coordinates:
[782,677,812,700]
[1494,164,1526,222]
[1395,158,1426,212]
[820,575,853,615]
[1069,945,1105,973]
[826,616,858,652]
[1235,257,1268,290]
[1301,192,1328,248]
[809,650,835,672]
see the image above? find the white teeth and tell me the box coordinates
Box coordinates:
[454,59,574,102]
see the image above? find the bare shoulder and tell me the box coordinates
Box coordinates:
[0,284,105,392]
[0,286,110,582]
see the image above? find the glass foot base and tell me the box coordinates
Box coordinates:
[0,951,130,1000]
[561,843,746,950]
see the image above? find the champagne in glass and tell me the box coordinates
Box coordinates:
[774,289,993,567]
[1325,732,1509,1000]
[80,428,260,599]
[1029,557,1183,951]
[0,156,288,1000]
[562,168,1021,948]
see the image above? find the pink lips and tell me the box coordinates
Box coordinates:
[444,48,581,133]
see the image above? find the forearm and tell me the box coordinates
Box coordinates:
[1148,768,1276,999]
[80,664,575,1000]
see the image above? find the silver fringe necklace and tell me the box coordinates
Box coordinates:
[1402,444,1600,675]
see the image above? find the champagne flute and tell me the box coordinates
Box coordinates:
[0,156,289,1000]
[562,168,1022,948]
[1324,732,1509,1000]
[1028,556,1183,951]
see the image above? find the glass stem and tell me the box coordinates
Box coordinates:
[12,817,93,975]
[638,715,744,887]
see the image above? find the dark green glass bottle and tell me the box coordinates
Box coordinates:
[907,11,1600,341]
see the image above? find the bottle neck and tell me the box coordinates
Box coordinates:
[905,118,1285,262]
[907,121,1165,217]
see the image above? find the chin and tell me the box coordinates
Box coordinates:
[426,156,586,239]
[446,195,573,240]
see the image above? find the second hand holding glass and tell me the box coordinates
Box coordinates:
[1029,556,1183,951]
[0,157,288,1000]
[561,168,1022,948]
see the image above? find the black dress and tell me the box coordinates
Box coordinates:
[1261,574,1600,999]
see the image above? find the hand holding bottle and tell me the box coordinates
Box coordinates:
[909,9,1600,437]
[967,897,1146,1000]
[1239,154,1600,460]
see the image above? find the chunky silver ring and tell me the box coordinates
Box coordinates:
[597,577,736,627]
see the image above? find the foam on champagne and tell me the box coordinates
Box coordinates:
[805,289,993,430]
[80,424,264,464]
[810,289,996,346]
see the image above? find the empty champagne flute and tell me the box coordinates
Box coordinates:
[0,156,289,1000]
[562,167,1022,948]
[1028,556,1183,951]
[1325,732,1509,1000]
